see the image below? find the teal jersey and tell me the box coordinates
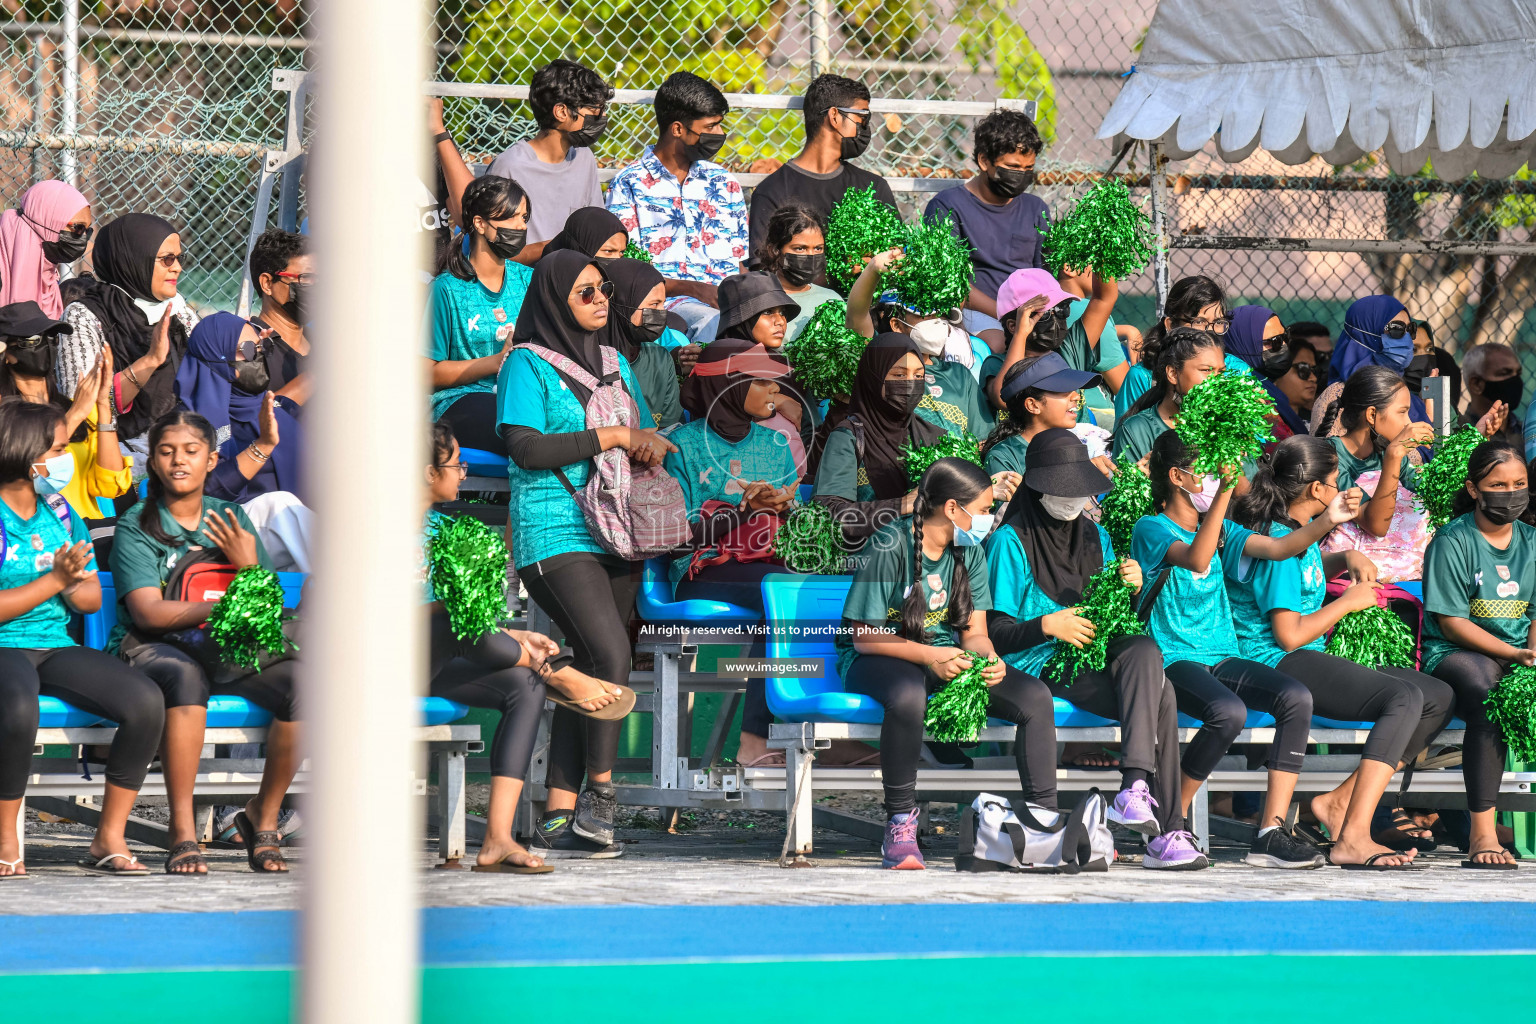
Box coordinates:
[811,426,876,503]
[1420,514,1536,672]
[1111,406,1170,462]
[495,346,652,568]
[632,344,682,429]
[1223,524,1328,668]
[1327,435,1420,493]
[0,496,93,649]
[983,433,1028,480]
[985,519,1115,676]
[915,358,993,438]
[1130,513,1244,668]
[663,420,798,583]
[425,261,533,422]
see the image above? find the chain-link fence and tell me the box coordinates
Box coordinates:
[3,0,1534,387]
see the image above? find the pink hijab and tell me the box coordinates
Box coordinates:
[0,180,90,318]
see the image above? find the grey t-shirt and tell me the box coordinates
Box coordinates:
[487,140,603,243]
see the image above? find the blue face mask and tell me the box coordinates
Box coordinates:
[953,510,994,547]
[32,452,74,496]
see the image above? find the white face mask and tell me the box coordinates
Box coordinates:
[1039,494,1090,521]
[1185,474,1221,514]
[905,316,951,356]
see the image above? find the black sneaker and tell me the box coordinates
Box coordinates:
[572,782,618,846]
[1245,826,1326,869]
[530,811,623,859]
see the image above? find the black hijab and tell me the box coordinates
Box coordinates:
[847,332,942,499]
[999,428,1103,606]
[70,212,187,437]
[603,257,665,363]
[680,338,772,444]
[514,250,606,377]
[547,207,627,259]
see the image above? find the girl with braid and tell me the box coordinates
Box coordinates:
[835,457,1057,870]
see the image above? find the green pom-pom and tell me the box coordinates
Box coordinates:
[924,655,998,743]
[1098,455,1152,558]
[1174,369,1276,477]
[621,240,653,264]
[782,300,865,399]
[825,185,904,293]
[773,502,847,575]
[1415,425,1484,530]
[429,515,509,641]
[1042,562,1144,684]
[1325,604,1416,669]
[1486,663,1536,762]
[900,432,984,485]
[883,214,974,315]
[205,566,295,671]
[1041,177,1157,280]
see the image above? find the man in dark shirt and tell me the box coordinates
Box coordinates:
[923,109,1048,351]
[248,229,311,405]
[747,74,898,260]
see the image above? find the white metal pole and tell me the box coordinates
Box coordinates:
[303,0,427,1019]
[60,0,78,187]
[1148,142,1171,318]
[809,0,832,78]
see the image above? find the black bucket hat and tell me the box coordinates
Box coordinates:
[0,300,72,341]
[717,271,801,336]
[1024,427,1110,498]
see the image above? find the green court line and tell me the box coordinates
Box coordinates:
[6,954,1535,1023]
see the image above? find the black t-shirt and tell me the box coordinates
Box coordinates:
[251,315,306,392]
[748,160,900,262]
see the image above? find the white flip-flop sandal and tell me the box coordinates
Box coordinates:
[77,852,148,876]
[0,857,28,880]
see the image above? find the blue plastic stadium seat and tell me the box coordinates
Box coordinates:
[1055,698,1118,729]
[38,695,106,728]
[635,556,756,625]
[796,484,814,503]
[1312,713,1468,732]
[459,447,509,479]
[1394,580,1424,601]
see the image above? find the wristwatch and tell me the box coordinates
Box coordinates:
[97,420,117,433]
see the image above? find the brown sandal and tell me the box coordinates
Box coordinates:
[164,839,208,876]
[234,810,288,873]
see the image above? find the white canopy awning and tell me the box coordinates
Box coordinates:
[1097,0,1536,177]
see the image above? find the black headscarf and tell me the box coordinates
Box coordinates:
[546,207,627,259]
[999,428,1103,606]
[603,257,665,363]
[69,212,187,437]
[513,249,606,377]
[847,332,942,499]
[679,338,771,444]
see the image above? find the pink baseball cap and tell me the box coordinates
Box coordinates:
[996,268,1076,318]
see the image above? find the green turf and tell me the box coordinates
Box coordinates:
[6,954,1534,1023]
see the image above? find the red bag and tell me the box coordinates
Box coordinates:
[684,500,784,580]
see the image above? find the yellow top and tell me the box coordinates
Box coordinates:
[62,404,133,520]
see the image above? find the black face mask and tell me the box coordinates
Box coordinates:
[780,252,826,288]
[488,227,527,261]
[1030,304,1072,351]
[43,233,88,265]
[1402,352,1434,396]
[681,130,727,165]
[231,357,270,395]
[839,115,872,160]
[622,308,668,344]
[988,166,1035,200]
[1478,487,1529,525]
[882,378,924,415]
[565,113,608,149]
[6,338,54,377]
[1314,350,1332,381]
[1482,374,1525,412]
[1260,343,1293,380]
[281,283,306,326]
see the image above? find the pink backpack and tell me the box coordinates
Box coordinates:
[518,343,691,560]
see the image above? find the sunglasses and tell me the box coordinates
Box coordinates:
[229,336,263,362]
[833,106,871,123]
[154,252,187,269]
[19,211,92,241]
[1371,321,1413,340]
[574,280,614,305]
[1291,363,1317,381]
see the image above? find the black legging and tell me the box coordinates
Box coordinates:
[1276,649,1454,768]
[441,392,507,456]
[674,559,779,738]
[520,551,640,793]
[1165,658,1314,778]
[1430,650,1507,813]
[0,646,164,799]
[124,641,300,721]
[843,653,1056,816]
[1047,635,1183,831]
[429,610,547,781]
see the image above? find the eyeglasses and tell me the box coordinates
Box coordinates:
[434,463,469,479]
[1179,315,1231,335]
[1291,363,1317,381]
[574,280,614,305]
[154,252,186,269]
[275,271,315,286]
[832,106,871,123]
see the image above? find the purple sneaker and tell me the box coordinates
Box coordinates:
[1107,780,1161,837]
[1145,830,1210,871]
[881,810,925,870]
